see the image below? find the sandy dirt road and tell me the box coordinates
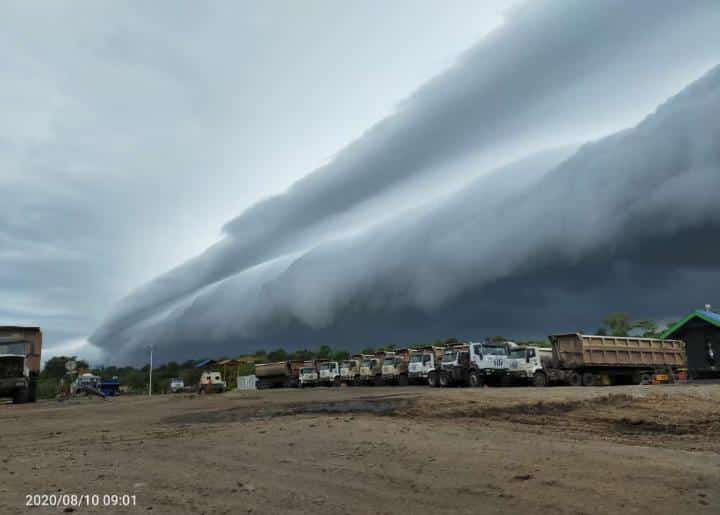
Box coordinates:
[1,384,719,514]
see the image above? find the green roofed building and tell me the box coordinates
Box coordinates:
[661,307,720,378]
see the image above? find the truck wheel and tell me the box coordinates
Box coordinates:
[533,372,548,387]
[374,375,384,387]
[469,371,483,387]
[353,376,362,387]
[13,388,30,404]
[28,378,38,402]
[398,374,409,386]
[439,371,450,387]
[333,377,342,387]
[582,373,595,387]
[639,373,653,385]
[569,372,583,387]
[428,371,438,387]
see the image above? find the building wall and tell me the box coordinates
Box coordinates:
[236,374,257,390]
[670,318,720,376]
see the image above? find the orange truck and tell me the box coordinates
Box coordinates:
[0,326,42,403]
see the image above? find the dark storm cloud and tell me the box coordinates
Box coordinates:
[93,0,720,348]
[98,63,720,361]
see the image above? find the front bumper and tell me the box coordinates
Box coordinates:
[0,377,27,395]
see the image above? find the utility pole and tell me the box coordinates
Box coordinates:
[148,344,154,396]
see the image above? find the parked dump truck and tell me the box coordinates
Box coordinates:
[199,370,227,393]
[340,358,361,385]
[255,361,302,389]
[381,349,410,385]
[318,361,341,386]
[299,360,322,388]
[408,346,444,385]
[0,326,41,404]
[437,341,511,387]
[540,333,687,386]
[507,346,554,386]
[358,353,384,386]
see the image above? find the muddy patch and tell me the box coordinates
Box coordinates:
[164,397,413,425]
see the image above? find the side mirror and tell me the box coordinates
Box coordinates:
[526,355,530,363]
[477,354,483,360]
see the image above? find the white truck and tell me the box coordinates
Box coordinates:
[318,361,341,386]
[198,370,227,393]
[358,353,384,386]
[340,358,361,386]
[169,377,185,393]
[437,341,512,387]
[381,350,410,386]
[507,346,553,386]
[408,347,444,385]
[299,365,320,387]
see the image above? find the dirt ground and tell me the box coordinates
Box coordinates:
[2,384,720,514]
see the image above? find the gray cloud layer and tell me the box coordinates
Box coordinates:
[94,62,720,362]
[93,0,720,352]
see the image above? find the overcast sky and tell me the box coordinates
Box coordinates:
[1,0,514,360]
[3,1,719,364]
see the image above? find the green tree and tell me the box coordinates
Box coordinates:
[633,319,659,338]
[332,350,350,361]
[602,312,633,336]
[41,356,88,381]
[316,345,332,359]
[267,348,288,362]
[290,349,314,361]
[360,347,375,355]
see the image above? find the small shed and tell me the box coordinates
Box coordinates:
[661,308,720,377]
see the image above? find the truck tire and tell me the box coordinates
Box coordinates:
[439,371,451,387]
[374,375,384,387]
[398,374,409,386]
[28,378,38,402]
[468,371,483,387]
[333,377,342,387]
[428,371,438,387]
[569,372,583,387]
[639,373,653,385]
[353,376,362,387]
[533,372,548,387]
[13,387,30,404]
[582,372,595,387]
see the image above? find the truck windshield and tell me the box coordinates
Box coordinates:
[361,359,374,367]
[442,351,457,363]
[483,345,508,356]
[300,368,315,374]
[508,349,526,359]
[383,357,396,365]
[409,354,423,363]
[319,363,333,370]
[0,342,26,355]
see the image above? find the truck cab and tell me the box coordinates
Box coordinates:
[507,346,553,386]
[468,341,511,385]
[381,350,410,385]
[340,359,360,385]
[0,327,41,404]
[199,370,227,393]
[299,366,319,387]
[170,378,185,393]
[438,345,470,386]
[409,347,443,385]
[359,354,383,385]
[318,361,341,386]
